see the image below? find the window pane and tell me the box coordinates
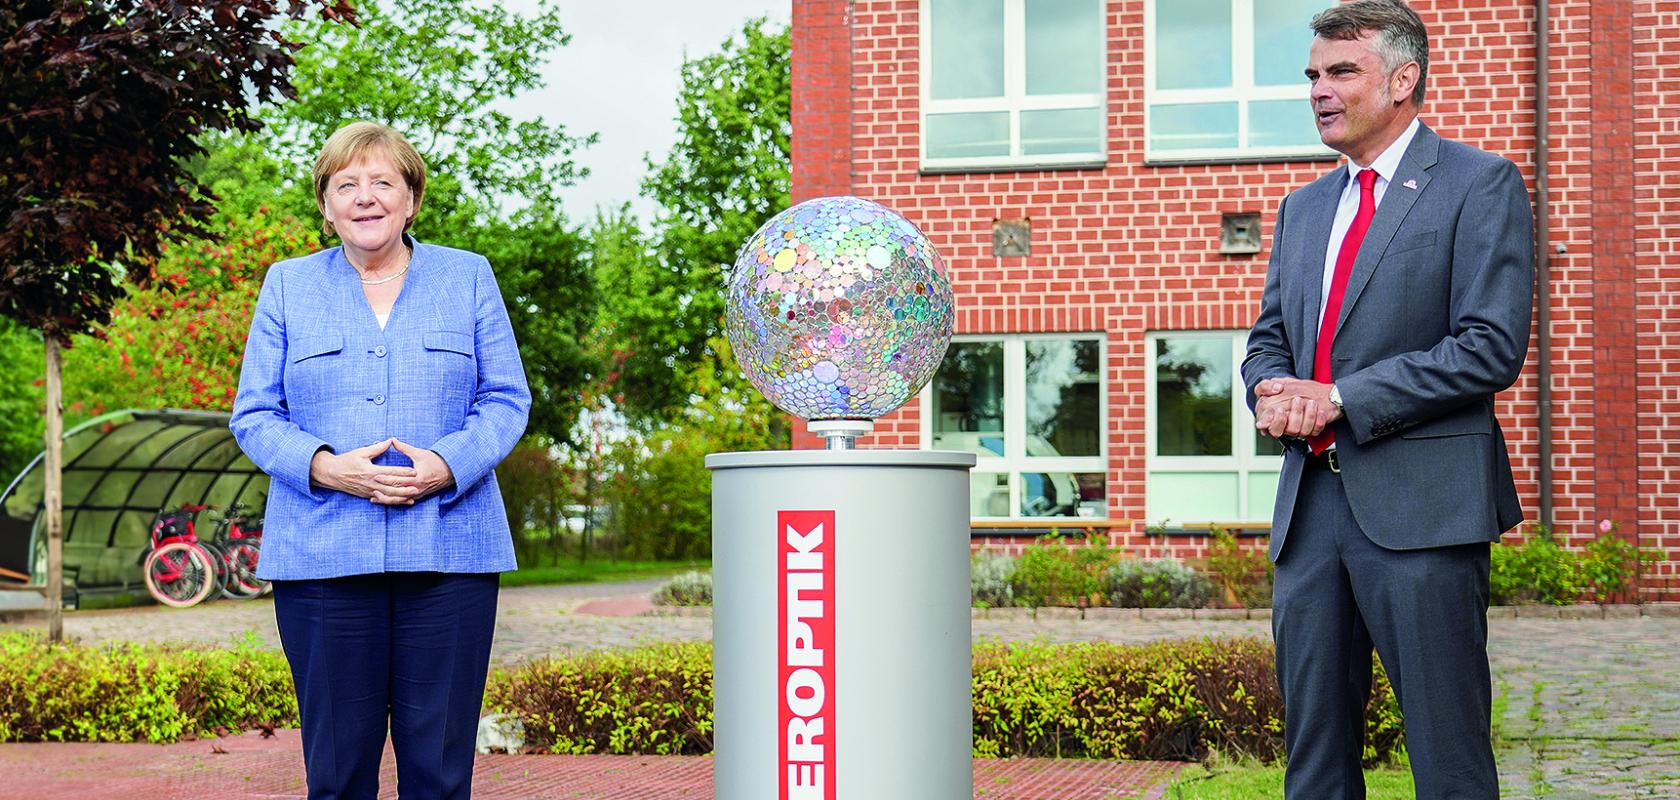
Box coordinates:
[1246,471,1281,520]
[1249,99,1320,149]
[973,472,1010,518]
[1256,431,1285,456]
[1147,472,1239,522]
[1149,102,1238,152]
[1026,0,1102,95]
[1025,339,1101,457]
[926,112,1011,159]
[930,0,1005,99]
[1021,107,1104,156]
[932,341,1005,456]
[1254,0,1327,86]
[1021,472,1107,518]
[1155,337,1232,456]
[1154,0,1231,90]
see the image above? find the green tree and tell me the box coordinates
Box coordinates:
[0,0,351,639]
[616,18,790,425]
[0,319,45,483]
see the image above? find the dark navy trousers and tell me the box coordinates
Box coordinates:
[1273,467,1497,800]
[273,572,500,800]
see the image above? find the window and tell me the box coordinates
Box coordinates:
[1145,331,1282,524]
[923,334,1107,519]
[1145,0,1333,160]
[921,0,1107,170]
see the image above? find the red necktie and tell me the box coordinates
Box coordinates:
[1309,168,1378,455]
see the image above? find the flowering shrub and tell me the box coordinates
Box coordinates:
[61,211,317,421]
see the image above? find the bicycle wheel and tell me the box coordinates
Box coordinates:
[222,542,266,600]
[143,542,216,608]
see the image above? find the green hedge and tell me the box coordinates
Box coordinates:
[484,641,713,755]
[971,637,1402,765]
[0,634,1405,766]
[0,632,296,743]
[488,637,1404,765]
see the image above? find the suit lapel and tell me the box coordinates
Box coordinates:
[1294,169,1344,375]
[1333,125,1440,339]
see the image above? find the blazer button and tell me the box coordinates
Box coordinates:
[374,345,387,357]
[373,394,385,405]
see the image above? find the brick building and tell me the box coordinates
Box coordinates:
[787,0,1680,599]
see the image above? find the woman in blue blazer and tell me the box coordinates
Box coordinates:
[231,121,530,799]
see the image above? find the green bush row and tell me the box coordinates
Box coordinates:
[973,530,1271,609]
[0,632,296,743]
[485,637,1404,765]
[1491,526,1667,605]
[0,634,1405,766]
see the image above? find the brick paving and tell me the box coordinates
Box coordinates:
[0,728,1183,799]
[5,581,1680,797]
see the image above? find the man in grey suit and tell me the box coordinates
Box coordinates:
[1242,2,1533,797]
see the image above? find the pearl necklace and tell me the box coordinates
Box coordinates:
[352,249,412,285]
[359,262,410,285]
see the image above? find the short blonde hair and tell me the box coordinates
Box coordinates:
[312,121,427,237]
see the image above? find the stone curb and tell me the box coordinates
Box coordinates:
[646,603,1679,621]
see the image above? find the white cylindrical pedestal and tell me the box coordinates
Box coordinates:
[707,449,976,800]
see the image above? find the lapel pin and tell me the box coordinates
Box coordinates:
[1403,179,1418,190]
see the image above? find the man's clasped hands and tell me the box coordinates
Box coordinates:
[1254,377,1342,440]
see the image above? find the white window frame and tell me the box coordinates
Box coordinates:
[1143,330,1283,524]
[1143,0,1336,161]
[920,332,1108,520]
[919,0,1108,171]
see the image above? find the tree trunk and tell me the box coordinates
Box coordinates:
[44,337,63,642]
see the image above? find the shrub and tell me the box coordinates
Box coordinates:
[484,641,713,755]
[1490,532,1580,605]
[652,571,713,606]
[971,550,1018,608]
[1202,527,1274,608]
[0,632,296,743]
[1010,533,1118,607]
[1577,524,1667,603]
[1105,559,1216,609]
[970,637,1403,765]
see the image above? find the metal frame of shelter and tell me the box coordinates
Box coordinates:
[0,409,268,603]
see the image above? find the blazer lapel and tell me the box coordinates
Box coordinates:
[1333,125,1440,339]
[1294,169,1344,375]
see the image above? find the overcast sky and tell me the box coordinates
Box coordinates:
[499,0,791,223]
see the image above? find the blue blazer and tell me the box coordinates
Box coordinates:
[231,240,531,580]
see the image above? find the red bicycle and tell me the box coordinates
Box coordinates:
[141,504,218,608]
[209,502,266,600]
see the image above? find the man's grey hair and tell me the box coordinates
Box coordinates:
[1312,0,1430,106]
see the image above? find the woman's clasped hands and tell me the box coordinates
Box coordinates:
[309,438,455,505]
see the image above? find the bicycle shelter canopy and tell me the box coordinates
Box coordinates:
[0,409,268,605]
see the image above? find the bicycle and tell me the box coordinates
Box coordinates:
[141,504,220,608]
[210,502,267,600]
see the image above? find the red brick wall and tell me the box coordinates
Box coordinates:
[1635,0,1680,598]
[789,0,1679,595]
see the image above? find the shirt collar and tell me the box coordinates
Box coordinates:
[1348,117,1421,185]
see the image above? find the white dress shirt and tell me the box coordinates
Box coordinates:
[1317,117,1422,331]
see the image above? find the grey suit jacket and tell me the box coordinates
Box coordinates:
[1243,124,1535,560]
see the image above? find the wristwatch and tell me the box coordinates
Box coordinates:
[1329,383,1344,410]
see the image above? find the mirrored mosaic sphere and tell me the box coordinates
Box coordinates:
[725,196,954,421]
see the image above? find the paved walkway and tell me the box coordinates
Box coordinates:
[5,581,1680,798]
[0,728,1183,799]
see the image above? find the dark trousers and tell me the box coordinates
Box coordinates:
[273,572,500,800]
[1273,468,1497,800]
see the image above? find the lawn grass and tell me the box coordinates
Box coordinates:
[498,559,709,588]
[1160,760,1414,799]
